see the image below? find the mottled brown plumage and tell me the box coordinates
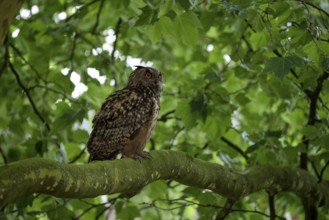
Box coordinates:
[87,66,163,161]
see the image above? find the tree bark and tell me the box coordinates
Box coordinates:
[0,0,24,44]
[0,150,328,212]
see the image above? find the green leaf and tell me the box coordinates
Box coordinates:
[235,93,250,105]
[245,140,266,154]
[313,134,329,149]
[147,16,175,44]
[250,32,269,49]
[176,100,197,130]
[263,57,291,78]
[174,11,202,45]
[302,125,318,140]
[117,205,140,220]
[51,109,85,134]
[15,195,35,210]
[135,6,159,26]
[47,206,75,220]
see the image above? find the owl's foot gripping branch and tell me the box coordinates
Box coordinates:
[0,150,328,211]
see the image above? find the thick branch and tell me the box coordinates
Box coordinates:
[0,0,24,44]
[0,150,328,209]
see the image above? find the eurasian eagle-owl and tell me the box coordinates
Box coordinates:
[87,66,163,161]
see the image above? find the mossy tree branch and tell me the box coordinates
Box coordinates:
[0,150,328,211]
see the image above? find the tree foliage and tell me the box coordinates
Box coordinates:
[0,0,329,219]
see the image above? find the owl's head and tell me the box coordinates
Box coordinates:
[127,66,163,94]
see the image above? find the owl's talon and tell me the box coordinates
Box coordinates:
[141,151,152,159]
[127,151,152,162]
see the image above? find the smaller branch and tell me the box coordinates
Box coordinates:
[216,199,235,220]
[92,0,105,34]
[244,19,257,33]
[9,43,46,83]
[167,127,184,150]
[309,158,321,180]
[319,160,329,182]
[0,36,9,78]
[28,84,76,103]
[110,18,122,63]
[73,199,116,220]
[69,32,79,73]
[9,62,50,132]
[0,144,7,164]
[220,137,248,160]
[142,198,286,219]
[272,49,299,79]
[319,97,329,113]
[95,207,108,219]
[69,147,87,164]
[268,191,276,220]
[299,0,329,18]
[65,0,99,22]
[194,142,209,157]
[158,110,175,122]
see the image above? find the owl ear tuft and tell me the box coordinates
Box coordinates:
[134,65,146,70]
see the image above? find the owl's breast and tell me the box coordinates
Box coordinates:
[131,96,159,148]
[147,97,160,136]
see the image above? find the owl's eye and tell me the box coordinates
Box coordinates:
[145,71,152,79]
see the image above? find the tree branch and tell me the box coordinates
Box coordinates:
[0,150,328,210]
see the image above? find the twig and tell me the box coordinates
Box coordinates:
[9,62,50,132]
[92,0,105,34]
[220,137,248,160]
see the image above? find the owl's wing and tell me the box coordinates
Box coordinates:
[87,89,151,160]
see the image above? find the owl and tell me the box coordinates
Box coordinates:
[87,66,163,161]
